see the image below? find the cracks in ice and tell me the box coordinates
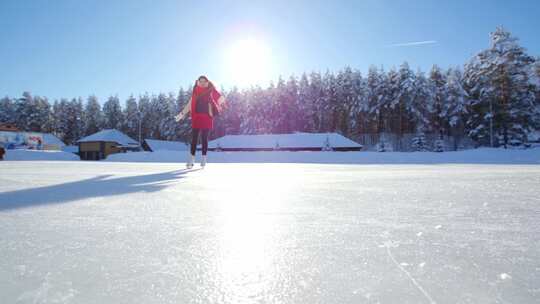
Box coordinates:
[381,240,437,304]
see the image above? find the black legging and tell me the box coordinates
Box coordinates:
[191,128,209,156]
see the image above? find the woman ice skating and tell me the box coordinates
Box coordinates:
[0,143,5,160]
[175,76,225,168]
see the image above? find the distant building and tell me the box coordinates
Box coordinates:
[0,123,19,132]
[0,130,44,150]
[142,139,189,152]
[42,133,66,151]
[0,125,66,151]
[208,132,363,152]
[77,129,139,160]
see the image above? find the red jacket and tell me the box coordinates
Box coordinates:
[190,85,222,130]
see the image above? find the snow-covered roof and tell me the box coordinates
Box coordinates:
[43,133,65,147]
[144,139,189,151]
[77,129,139,146]
[208,132,362,149]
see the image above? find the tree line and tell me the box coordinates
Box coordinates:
[1,27,538,149]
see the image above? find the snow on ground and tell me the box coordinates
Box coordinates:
[105,147,540,164]
[3,149,80,161]
[1,161,539,303]
[4,147,539,164]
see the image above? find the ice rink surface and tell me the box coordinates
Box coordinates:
[1,161,539,303]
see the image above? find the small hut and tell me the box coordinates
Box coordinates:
[77,129,139,160]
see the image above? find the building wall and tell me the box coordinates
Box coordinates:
[80,142,101,152]
[104,142,121,157]
[43,144,61,151]
[79,141,126,160]
[79,142,101,160]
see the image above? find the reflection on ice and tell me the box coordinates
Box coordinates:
[212,165,297,301]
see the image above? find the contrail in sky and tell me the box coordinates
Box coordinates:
[389,40,437,47]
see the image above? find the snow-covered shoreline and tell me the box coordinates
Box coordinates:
[3,147,539,164]
[104,147,540,165]
[3,149,79,161]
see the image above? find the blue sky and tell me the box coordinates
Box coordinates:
[1,0,539,102]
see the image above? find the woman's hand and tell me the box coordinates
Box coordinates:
[176,98,192,121]
[174,113,184,122]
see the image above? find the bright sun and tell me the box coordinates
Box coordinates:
[223,38,273,88]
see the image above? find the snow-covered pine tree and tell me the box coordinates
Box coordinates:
[411,131,428,152]
[464,27,536,147]
[534,59,540,130]
[297,73,313,132]
[308,71,325,132]
[158,93,178,141]
[147,93,168,140]
[146,94,160,139]
[411,69,431,134]
[386,67,402,147]
[395,62,416,150]
[444,68,468,150]
[83,95,103,136]
[463,54,491,145]
[366,66,386,135]
[377,137,390,152]
[350,69,368,137]
[428,65,448,136]
[71,98,85,143]
[433,138,445,152]
[272,76,292,134]
[175,87,193,142]
[240,83,255,134]
[335,67,355,136]
[0,97,16,124]
[122,95,139,141]
[53,98,84,144]
[51,100,61,137]
[398,63,415,122]
[14,92,34,131]
[15,92,51,132]
[285,75,300,133]
[137,93,153,141]
[433,131,445,152]
[219,87,243,136]
[322,70,338,132]
[243,85,269,134]
[36,96,54,134]
[102,96,123,130]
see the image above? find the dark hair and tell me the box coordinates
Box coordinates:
[194,76,214,91]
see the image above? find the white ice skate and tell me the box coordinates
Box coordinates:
[186,155,195,169]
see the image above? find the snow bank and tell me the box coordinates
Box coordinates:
[3,149,80,161]
[105,148,540,164]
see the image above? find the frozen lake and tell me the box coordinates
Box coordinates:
[1,161,539,303]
